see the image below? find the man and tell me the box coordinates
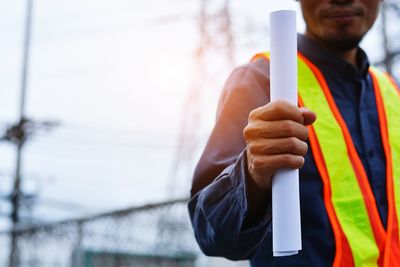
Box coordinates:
[189,0,400,266]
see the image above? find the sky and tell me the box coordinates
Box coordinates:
[0,0,392,230]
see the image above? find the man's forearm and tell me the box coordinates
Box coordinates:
[189,152,271,260]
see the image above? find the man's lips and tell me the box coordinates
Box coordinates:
[323,9,363,24]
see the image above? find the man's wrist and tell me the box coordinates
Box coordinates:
[242,153,272,230]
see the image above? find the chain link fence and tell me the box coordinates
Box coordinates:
[0,198,200,267]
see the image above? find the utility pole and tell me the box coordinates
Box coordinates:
[6,0,34,266]
[0,0,58,264]
[11,0,32,265]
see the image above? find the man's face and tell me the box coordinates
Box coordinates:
[300,0,381,51]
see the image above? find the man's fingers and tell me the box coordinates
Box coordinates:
[247,137,308,156]
[249,101,317,127]
[249,100,304,124]
[244,120,309,141]
[248,154,305,172]
[245,102,316,190]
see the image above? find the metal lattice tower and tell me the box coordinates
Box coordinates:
[378,0,400,80]
[167,0,235,198]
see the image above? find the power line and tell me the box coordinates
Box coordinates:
[59,122,176,138]
[33,197,97,212]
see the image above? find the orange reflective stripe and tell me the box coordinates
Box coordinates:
[298,53,386,257]
[385,77,400,241]
[297,53,381,266]
[299,96,354,267]
[251,53,269,62]
[369,69,400,267]
[250,52,400,266]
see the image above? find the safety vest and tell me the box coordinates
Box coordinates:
[252,52,400,267]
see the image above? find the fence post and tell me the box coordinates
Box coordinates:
[71,222,84,267]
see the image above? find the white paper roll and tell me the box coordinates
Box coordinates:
[269,10,302,257]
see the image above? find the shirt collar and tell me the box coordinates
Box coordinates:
[297,33,370,80]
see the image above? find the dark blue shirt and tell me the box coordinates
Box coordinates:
[188,34,388,266]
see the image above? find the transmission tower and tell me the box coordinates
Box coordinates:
[167,0,235,198]
[378,0,400,80]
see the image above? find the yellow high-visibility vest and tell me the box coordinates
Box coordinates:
[252,52,400,267]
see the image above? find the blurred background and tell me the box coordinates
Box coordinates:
[0,0,399,266]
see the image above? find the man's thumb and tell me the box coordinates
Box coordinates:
[301,107,317,126]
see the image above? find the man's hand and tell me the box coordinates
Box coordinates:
[243,100,317,193]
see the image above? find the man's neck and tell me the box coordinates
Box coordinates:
[333,49,358,68]
[305,31,358,69]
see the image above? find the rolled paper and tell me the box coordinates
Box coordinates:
[269,10,302,257]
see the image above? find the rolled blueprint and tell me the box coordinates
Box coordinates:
[269,10,302,257]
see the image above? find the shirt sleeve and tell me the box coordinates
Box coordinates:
[188,59,272,260]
